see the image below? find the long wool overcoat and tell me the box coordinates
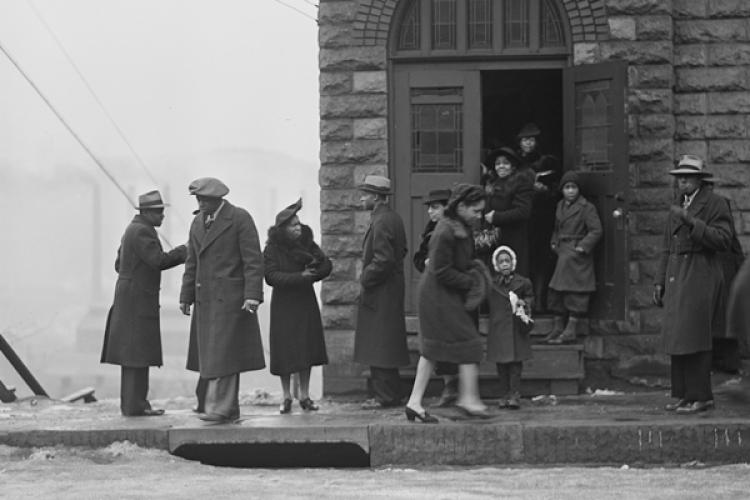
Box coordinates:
[486,274,534,364]
[486,172,534,275]
[418,216,484,364]
[101,215,187,367]
[180,201,266,378]
[263,224,331,376]
[353,203,410,368]
[656,188,733,355]
[548,195,603,293]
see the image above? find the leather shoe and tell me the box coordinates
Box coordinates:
[299,398,319,411]
[455,404,491,419]
[405,406,438,423]
[664,399,688,411]
[124,408,165,417]
[676,400,715,414]
[280,398,293,414]
[199,412,239,423]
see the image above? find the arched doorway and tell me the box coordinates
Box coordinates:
[390,0,629,322]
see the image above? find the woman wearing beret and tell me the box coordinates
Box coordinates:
[405,184,491,423]
[264,199,332,414]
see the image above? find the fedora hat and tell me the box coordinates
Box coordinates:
[424,189,451,205]
[669,155,712,177]
[188,177,230,197]
[358,174,392,195]
[274,198,302,228]
[137,190,168,210]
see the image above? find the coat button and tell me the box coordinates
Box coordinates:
[196,283,202,288]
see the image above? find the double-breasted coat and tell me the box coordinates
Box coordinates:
[263,224,331,376]
[101,215,187,367]
[548,195,603,293]
[656,188,733,355]
[486,274,534,364]
[418,216,484,364]
[353,203,410,368]
[485,172,534,275]
[180,201,266,378]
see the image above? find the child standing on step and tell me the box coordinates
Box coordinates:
[487,245,534,409]
[545,171,603,344]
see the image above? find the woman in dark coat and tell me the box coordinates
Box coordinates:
[405,184,490,423]
[483,147,534,275]
[653,155,733,414]
[264,199,331,414]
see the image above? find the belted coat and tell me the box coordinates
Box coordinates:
[180,201,266,378]
[656,188,733,355]
[101,215,187,367]
[548,195,603,293]
[353,203,410,368]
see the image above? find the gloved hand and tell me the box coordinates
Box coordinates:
[652,284,664,307]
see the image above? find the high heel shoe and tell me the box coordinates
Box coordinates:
[405,406,438,423]
[455,404,491,419]
[279,398,292,414]
[299,398,319,411]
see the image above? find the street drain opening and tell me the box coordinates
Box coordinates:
[172,442,370,468]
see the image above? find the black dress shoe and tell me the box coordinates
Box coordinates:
[279,398,293,414]
[142,408,165,416]
[405,406,438,423]
[676,400,715,414]
[299,398,319,411]
[664,399,688,411]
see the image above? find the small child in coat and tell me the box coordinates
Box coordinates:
[545,170,603,344]
[486,245,534,409]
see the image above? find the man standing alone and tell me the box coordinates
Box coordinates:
[354,175,410,407]
[180,177,266,423]
[101,190,187,416]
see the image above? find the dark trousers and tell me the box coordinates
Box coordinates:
[671,351,713,402]
[195,376,208,413]
[120,366,151,416]
[496,362,522,398]
[370,366,403,406]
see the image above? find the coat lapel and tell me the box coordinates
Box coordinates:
[560,198,583,223]
[199,202,234,255]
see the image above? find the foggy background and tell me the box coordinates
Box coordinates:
[0,1,322,402]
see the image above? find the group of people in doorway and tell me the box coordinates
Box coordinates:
[100,124,747,424]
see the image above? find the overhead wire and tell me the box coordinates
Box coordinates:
[271,0,318,23]
[0,37,175,248]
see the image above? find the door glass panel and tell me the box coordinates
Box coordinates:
[468,0,492,49]
[575,81,612,172]
[411,87,463,172]
[504,0,529,48]
[431,0,457,50]
[398,0,421,50]
[541,0,564,47]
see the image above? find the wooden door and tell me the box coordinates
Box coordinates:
[563,61,629,320]
[393,67,481,313]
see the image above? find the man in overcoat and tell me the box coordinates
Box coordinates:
[179,177,265,423]
[101,190,187,416]
[354,175,410,407]
[653,155,733,414]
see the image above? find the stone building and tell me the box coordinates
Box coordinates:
[318,0,750,394]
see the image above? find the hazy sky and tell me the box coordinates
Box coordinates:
[0,0,320,176]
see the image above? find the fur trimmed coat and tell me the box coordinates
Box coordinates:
[263,224,331,376]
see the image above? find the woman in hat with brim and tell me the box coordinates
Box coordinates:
[654,155,734,414]
[263,199,332,414]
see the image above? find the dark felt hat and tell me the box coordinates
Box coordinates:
[188,177,229,197]
[274,198,303,228]
[517,122,541,138]
[137,190,168,209]
[488,146,522,168]
[424,189,451,205]
[358,175,392,195]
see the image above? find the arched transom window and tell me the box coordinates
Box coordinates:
[394,0,568,57]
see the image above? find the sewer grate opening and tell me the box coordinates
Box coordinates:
[172,442,370,468]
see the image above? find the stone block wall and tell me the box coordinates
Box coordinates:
[318,0,750,394]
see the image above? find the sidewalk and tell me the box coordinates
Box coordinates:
[2,378,750,467]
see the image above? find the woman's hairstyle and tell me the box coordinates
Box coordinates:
[446,183,485,217]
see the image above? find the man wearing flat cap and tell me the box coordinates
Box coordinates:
[654,155,734,414]
[179,177,266,423]
[101,190,187,416]
[354,175,410,407]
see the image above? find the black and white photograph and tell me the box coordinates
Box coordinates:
[2,0,750,498]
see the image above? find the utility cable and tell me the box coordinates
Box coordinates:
[0,38,175,248]
[271,0,318,23]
